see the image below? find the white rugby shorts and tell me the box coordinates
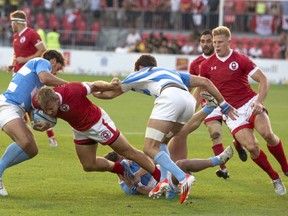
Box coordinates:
[150,87,196,124]
[224,95,258,135]
[0,100,25,129]
[73,108,120,145]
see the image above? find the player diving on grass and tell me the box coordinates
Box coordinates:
[32,81,162,191]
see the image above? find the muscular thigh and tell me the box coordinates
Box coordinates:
[75,144,97,165]
[234,128,258,150]
[205,120,222,135]
[254,111,273,136]
[3,118,34,145]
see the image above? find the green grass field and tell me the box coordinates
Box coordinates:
[0,71,288,216]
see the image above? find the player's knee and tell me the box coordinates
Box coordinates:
[175,159,185,168]
[21,140,38,158]
[261,131,275,143]
[244,141,259,153]
[210,131,221,141]
[176,159,189,173]
[143,145,152,157]
[82,164,94,172]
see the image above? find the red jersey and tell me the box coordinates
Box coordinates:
[12,27,42,72]
[199,50,257,108]
[53,82,101,131]
[189,54,208,75]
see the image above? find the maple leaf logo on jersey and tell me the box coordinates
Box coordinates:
[101,130,112,140]
[20,36,26,44]
[60,104,70,112]
[229,61,239,71]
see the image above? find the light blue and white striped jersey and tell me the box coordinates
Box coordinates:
[119,159,157,195]
[120,67,191,98]
[0,58,51,112]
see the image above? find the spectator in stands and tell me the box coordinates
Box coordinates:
[191,0,206,35]
[256,0,267,15]
[248,43,263,58]
[280,1,288,32]
[181,40,195,55]
[46,28,61,50]
[158,40,171,54]
[268,1,281,34]
[0,17,11,46]
[279,32,288,59]
[244,0,256,32]
[89,0,101,21]
[125,28,141,50]
[53,0,65,21]
[36,27,46,46]
[167,38,182,54]
[134,40,148,53]
[235,41,248,55]
[115,42,130,53]
[169,0,181,30]
[206,0,219,29]
[180,0,192,30]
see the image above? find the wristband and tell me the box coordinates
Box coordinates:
[202,106,214,114]
[219,100,226,106]
[220,102,232,115]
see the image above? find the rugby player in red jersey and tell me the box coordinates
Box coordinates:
[169,30,247,180]
[199,26,288,195]
[33,82,161,187]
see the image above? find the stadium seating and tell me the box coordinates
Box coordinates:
[271,44,282,59]
[261,44,272,58]
[85,21,101,45]
[60,22,73,45]
[48,13,60,30]
[35,13,46,29]
[75,20,87,45]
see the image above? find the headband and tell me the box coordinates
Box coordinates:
[11,18,26,23]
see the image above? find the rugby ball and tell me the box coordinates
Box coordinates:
[32,109,57,129]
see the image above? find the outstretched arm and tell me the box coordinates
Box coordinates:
[86,77,124,99]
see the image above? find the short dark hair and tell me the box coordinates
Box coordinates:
[200,30,212,38]
[41,50,65,66]
[104,151,121,162]
[134,54,157,71]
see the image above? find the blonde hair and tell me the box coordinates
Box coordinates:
[37,87,57,110]
[212,26,231,40]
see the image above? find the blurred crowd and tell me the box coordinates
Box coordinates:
[1,0,288,59]
[116,28,288,60]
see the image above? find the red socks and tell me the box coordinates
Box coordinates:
[111,162,125,174]
[46,128,55,138]
[252,150,279,180]
[151,166,161,182]
[267,140,288,173]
